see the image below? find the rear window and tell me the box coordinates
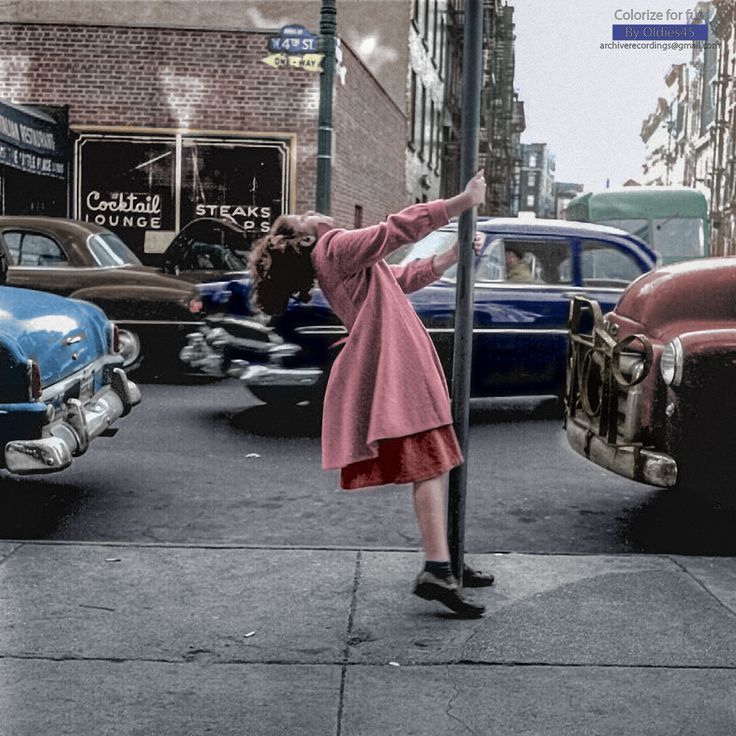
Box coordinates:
[87,232,142,267]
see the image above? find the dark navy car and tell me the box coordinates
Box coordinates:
[181,218,656,407]
[0,254,140,474]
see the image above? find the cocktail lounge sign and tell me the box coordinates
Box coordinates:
[0,101,66,178]
[261,25,324,72]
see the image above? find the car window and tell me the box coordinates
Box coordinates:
[475,238,505,281]
[87,233,142,267]
[494,237,573,285]
[579,239,643,287]
[597,218,650,242]
[385,230,457,267]
[185,243,247,271]
[4,231,69,267]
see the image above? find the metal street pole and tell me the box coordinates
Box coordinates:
[316,0,336,214]
[448,0,484,583]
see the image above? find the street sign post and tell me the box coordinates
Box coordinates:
[448,0,484,583]
[316,0,336,214]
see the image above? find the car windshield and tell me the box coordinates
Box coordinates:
[652,217,704,258]
[87,232,142,267]
[385,230,458,273]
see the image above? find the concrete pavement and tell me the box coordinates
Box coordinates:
[1,541,736,734]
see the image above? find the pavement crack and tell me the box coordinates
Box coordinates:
[669,556,736,619]
[445,664,481,735]
[336,550,362,736]
[0,543,24,567]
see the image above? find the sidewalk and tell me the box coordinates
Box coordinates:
[1,541,735,735]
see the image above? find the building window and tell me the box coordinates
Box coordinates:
[527,172,535,187]
[528,154,537,168]
[428,99,435,165]
[354,204,363,229]
[409,71,418,148]
[419,84,427,160]
[434,109,442,174]
[526,194,535,208]
[438,14,446,78]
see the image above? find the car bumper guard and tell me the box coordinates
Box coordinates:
[5,368,141,474]
[566,418,677,487]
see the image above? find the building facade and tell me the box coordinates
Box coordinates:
[519,143,555,218]
[0,0,526,259]
[640,0,736,255]
[441,0,524,214]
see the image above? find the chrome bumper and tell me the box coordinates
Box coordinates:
[239,364,323,387]
[566,417,677,488]
[5,368,141,475]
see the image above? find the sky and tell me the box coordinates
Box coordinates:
[511,0,702,190]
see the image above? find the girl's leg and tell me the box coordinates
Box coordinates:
[412,473,486,617]
[412,474,450,561]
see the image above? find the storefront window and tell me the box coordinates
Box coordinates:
[74,132,292,261]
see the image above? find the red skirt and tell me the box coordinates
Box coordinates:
[340,425,463,490]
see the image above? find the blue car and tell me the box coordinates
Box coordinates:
[0,255,141,474]
[182,218,656,407]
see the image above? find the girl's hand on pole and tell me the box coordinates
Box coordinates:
[464,169,486,208]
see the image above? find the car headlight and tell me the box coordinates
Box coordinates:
[660,337,684,386]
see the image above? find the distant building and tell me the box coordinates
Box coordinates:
[554,181,584,219]
[519,143,555,218]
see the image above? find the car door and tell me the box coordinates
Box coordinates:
[469,234,578,397]
[1,229,93,296]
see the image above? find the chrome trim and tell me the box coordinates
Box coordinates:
[566,418,677,488]
[295,325,348,335]
[238,364,323,387]
[426,327,568,335]
[112,320,202,327]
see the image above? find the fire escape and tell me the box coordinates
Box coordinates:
[440,0,525,214]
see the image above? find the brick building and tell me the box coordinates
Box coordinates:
[0,4,407,260]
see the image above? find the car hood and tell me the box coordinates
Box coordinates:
[0,286,110,385]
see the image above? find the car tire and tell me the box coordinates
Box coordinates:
[117,328,143,373]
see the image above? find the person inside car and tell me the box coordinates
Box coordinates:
[505,245,535,282]
[249,170,493,618]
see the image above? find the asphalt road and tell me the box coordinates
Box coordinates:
[1,379,735,555]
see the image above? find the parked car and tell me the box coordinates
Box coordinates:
[183,218,656,407]
[0,251,140,475]
[565,256,736,494]
[0,216,205,374]
[159,217,250,284]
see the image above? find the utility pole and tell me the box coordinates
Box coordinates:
[316,0,336,214]
[448,0,484,583]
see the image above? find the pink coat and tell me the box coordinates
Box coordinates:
[311,200,453,469]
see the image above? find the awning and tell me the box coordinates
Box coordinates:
[0,100,67,179]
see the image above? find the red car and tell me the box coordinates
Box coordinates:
[566,256,736,496]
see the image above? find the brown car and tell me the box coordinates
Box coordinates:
[0,216,204,376]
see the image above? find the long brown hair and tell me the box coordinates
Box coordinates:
[249,215,317,316]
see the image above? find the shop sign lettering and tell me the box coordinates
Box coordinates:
[195,204,272,232]
[83,191,162,229]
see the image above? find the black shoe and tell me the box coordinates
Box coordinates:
[462,563,495,588]
[413,571,486,618]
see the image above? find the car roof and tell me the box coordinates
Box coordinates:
[449,216,646,241]
[0,215,111,238]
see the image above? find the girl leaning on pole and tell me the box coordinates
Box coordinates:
[250,170,493,617]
